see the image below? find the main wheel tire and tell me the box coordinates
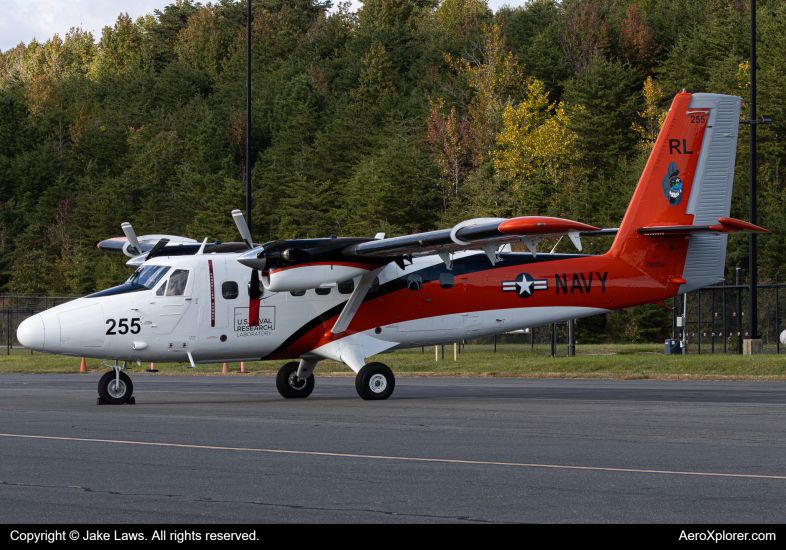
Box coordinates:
[275,361,314,399]
[98,371,134,404]
[355,362,395,400]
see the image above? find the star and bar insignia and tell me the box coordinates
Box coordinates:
[502,273,548,298]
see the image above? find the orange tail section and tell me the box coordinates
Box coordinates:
[609,91,743,295]
[613,91,710,241]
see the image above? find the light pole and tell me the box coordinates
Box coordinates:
[749,0,757,341]
[746,0,774,344]
[246,0,252,238]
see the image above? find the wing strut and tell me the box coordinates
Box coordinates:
[331,267,385,334]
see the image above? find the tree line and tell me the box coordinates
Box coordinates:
[1,0,784,342]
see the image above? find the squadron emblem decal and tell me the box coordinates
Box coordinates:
[662,161,684,207]
[502,273,548,298]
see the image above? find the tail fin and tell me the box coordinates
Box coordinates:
[610,91,742,292]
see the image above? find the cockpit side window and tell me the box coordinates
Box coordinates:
[166,269,190,296]
[156,281,167,296]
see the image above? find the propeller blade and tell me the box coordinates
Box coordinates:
[231,209,254,250]
[145,238,170,261]
[121,222,141,256]
[248,269,261,327]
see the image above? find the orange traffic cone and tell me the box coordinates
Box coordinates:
[80,357,87,373]
[149,362,158,373]
[240,361,246,373]
[222,363,228,374]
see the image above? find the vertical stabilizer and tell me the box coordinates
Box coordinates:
[609,91,741,293]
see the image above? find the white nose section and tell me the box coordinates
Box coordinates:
[17,314,45,351]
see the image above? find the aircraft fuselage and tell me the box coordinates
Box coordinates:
[19,246,679,365]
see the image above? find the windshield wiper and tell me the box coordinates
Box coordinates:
[128,269,143,286]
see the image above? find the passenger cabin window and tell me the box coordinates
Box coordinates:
[166,269,190,296]
[439,273,454,289]
[315,287,331,296]
[222,281,238,300]
[290,290,306,297]
[406,274,423,291]
[247,280,264,297]
[338,279,354,295]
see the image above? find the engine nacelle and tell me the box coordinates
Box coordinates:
[262,263,376,292]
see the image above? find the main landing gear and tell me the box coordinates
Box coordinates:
[355,362,395,400]
[97,361,135,405]
[274,361,396,400]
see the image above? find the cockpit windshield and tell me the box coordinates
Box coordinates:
[126,265,171,289]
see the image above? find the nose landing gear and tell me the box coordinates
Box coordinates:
[275,361,315,398]
[97,361,135,405]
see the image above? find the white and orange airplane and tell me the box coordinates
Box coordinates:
[16,91,769,403]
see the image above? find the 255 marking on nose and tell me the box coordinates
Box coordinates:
[106,318,142,335]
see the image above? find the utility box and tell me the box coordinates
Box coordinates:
[664,339,682,355]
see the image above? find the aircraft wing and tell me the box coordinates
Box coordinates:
[343,216,602,262]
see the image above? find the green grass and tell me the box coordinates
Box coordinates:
[1,344,786,379]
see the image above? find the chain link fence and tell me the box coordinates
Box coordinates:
[672,275,786,354]
[1,295,80,355]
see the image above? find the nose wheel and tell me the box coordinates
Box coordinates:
[97,369,134,405]
[355,362,395,400]
[276,361,315,398]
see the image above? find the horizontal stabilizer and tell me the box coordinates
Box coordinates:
[637,217,771,236]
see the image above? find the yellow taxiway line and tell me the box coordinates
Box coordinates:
[2,432,785,480]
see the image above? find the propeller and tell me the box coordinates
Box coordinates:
[145,238,170,262]
[231,209,254,250]
[231,209,262,326]
[248,268,261,327]
[121,222,141,256]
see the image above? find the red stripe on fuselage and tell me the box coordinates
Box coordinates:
[208,259,215,328]
[267,252,685,359]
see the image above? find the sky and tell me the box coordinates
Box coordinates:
[0,0,527,52]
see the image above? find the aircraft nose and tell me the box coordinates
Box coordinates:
[17,314,45,351]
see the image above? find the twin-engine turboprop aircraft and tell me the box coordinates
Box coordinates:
[16,92,770,403]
